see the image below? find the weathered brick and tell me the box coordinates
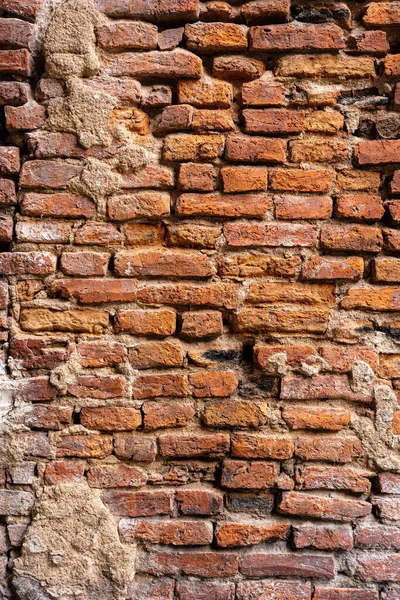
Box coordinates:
[231,433,294,459]
[279,492,371,521]
[242,0,291,24]
[355,524,400,550]
[181,310,223,339]
[52,279,136,304]
[242,79,286,106]
[56,434,113,458]
[270,169,333,192]
[355,141,400,165]
[0,179,16,205]
[88,464,147,488]
[114,249,214,278]
[357,555,400,582]
[185,22,248,53]
[296,465,372,493]
[213,55,264,80]
[132,373,188,399]
[115,309,176,336]
[159,433,230,457]
[104,49,203,79]
[189,371,238,397]
[108,192,170,220]
[45,460,85,485]
[240,552,335,578]
[341,286,400,311]
[203,400,268,428]
[246,281,335,306]
[216,521,289,547]
[283,407,351,431]
[137,283,239,309]
[177,580,234,600]
[143,401,194,430]
[179,162,214,191]
[177,192,271,218]
[80,407,141,431]
[178,78,232,108]
[176,489,223,515]
[302,256,364,280]
[224,222,317,247]
[295,436,364,463]
[250,23,345,51]
[128,340,184,369]
[244,109,304,134]
[163,134,224,161]
[321,224,383,252]
[225,135,286,163]
[22,192,95,218]
[221,166,268,193]
[219,254,300,278]
[314,590,378,600]
[276,54,375,78]
[294,523,353,551]
[137,549,238,577]
[20,308,109,334]
[119,519,213,545]
[105,490,173,517]
[232,306,330,334]
[97,21,157,50]
[236,581,311,600]
[0,490,35,517]
[221,459,279,489]
[0,49,31,76]
[114,435,156,462]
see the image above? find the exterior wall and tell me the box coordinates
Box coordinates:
[0,0,400,597]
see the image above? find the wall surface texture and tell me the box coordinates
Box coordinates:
[0,0,400,598]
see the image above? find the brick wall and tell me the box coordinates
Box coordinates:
[1,0,400,597]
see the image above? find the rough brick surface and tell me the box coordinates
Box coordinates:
[0,0,399,598]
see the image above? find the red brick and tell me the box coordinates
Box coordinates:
[355,525,400,550]
[221,166,267,193]
[177,580,234,600]
[302,256,364,280]
[0,216,13,242]
[0,49,31,76]
[178,78,232,109]
[378,472,400,493]
[87,464,147,488]
[51,279,137,304]
[0,179,16,205]
[275,195,332,219]
[221,459,279,489]
[294,523,353,551]
[290,139,348,162]
[242,79,286,106]
[314,590,378,600]
[56,434,113,458]
[351,30,389,54]
[137,549,238,577]
[246,281,334,306]
[176,489,223,515]
[231,433,293,459]
[128,340,184,369]
[240,552,335,578]
[250,23,344,51]
[68,375,126,399]
[275,54,375,78]
[283,407,351,431]
[225,135,286,162]
[281,374,372,402]
[341,286,400,311]
[337,170,380,192]
[21,192,95,218]
[355,141,400,165]
[20,308,109,334]
[105,490,173,517]
[296,465,372,493]
[0,252,56,275]
[16,220,72,244]
[243,109,304,134]
[75,222,123,245]
[114,249,214,278]
[129,577,174,600]
[232,306,329,334]
[179,163,214,191]
[45,460,85,485]
[279,492,371,521]
[189,371,238,397]
[143,401,194,430]
[114,309,176,336]
[0,81,29,106]
[114,435,156,462]
[159,433,230,457]
[181,310,223,339]
[270,169,333,192]
[124,222,165,247]
[11,335,68,371]
[132,373,188,399]
[213,55,264,80]
[5,102,46,131]
[203,400,268,428]
[236,581,311,600]
[295,437,364,462]
[119,519,213,545]
[104,49,203,79]
[0,147,19,174]
[216,521,290,547]
[357,555,400,582]
[97,21,157,50]
[336,194,384,221]
[23,405,73,430]
[163,134,224,161]
[185,22,248,53]
[20,160,81,188]
[137,283,239,309]
[177,192,271,219]
[108,191,170,220]
[321,224,383,252]
[80,407,141,431]
[15,376,57,402]
[60,252,109,277]
[96,0,200,21]
[219,254,300,278]
[224,222,317,247]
